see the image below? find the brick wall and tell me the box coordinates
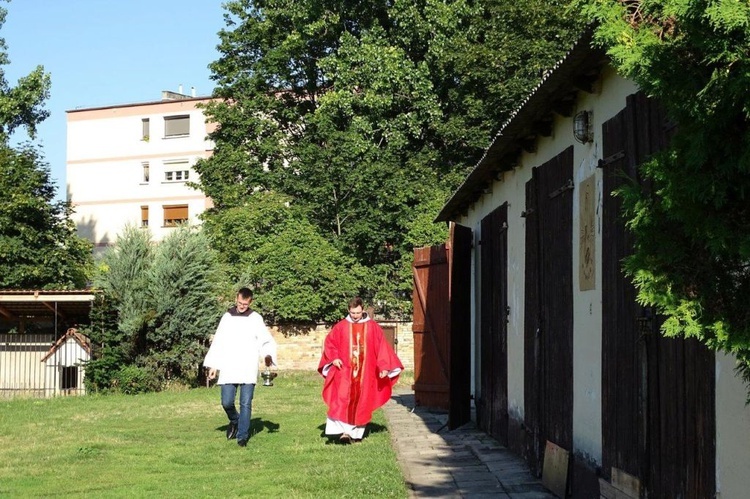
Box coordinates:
[269,321,414,372]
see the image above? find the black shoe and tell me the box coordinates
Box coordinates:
[226,423,238,440]
[237,439,248,447]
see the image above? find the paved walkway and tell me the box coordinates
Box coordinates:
[382,390,556,498]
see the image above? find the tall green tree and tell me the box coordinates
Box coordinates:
[88,225,227,391]
[241,214,370,323]
[0,5,50,140]
[147,226,227,383]
[203,191,369,322]
[0,4,91,289]
[576,0,750,389]
[93,225,154,363]
[0,144,92,289]
[195,0,581,318]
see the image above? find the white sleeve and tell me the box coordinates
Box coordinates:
[203,314,228,369]
[254,314,278,366]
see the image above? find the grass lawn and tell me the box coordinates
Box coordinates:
[0,371,410,498]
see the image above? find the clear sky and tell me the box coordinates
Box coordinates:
[2,0,227,201]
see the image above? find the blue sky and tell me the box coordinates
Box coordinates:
[3,1,226,201]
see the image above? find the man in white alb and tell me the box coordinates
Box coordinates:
[204,287,277,447]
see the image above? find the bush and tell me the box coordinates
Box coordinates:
[114,365,162,395]
[83,353,123,393]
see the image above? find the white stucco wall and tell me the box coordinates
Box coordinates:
[569,68,637,462]
[715,353,750,498]
[66,97,214,246]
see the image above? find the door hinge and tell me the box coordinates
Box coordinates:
[597,150,625,168]
[549,178,574,199]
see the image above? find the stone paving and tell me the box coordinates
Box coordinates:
[382,390,556,498]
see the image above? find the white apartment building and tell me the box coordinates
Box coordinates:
[66,90,215,249]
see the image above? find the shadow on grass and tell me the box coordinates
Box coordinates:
[252,417,280,435]
[215,418,280,437]
[317,422,389,445]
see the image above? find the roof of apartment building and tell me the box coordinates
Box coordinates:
[67,89,214,114]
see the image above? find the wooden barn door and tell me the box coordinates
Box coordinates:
[524,147,575,476]
[477,203,509,444]
[601,93,715,498]
[601,96,645,490]
[412,224,473,425]
[413,244,450,408]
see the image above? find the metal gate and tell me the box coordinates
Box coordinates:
[0,333,89,399]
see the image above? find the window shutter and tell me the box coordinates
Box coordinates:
[142,118,150,139]
[141,206,149,227]
[164,115,189,137]
[163,205,188,226]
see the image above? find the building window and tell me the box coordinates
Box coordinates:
[163,159,190,182]
[164,115,189,138]
[163,205,188,227]
[141,206,149,227]
[141,118,150,141]
[165,170,189,182]
[142,162,150,183]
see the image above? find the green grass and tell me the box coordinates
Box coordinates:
[0,371,410,498]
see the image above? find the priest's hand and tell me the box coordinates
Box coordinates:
[379,369,389,378]
[332,358,343,369]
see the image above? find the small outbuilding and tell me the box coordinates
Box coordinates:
[0,290,95,398]
[40,328,92,396]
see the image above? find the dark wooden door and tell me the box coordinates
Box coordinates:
[412,244,450,409]
[601,93,715,498]
[524,174,542,474]
[449,223,473,429]
[478,203,509,444]
[601,100,644,485]
[524,147,575,476]
[412,223,473,421]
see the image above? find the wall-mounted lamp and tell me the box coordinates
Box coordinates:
[573,110,593,144]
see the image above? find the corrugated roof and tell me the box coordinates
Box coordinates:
[436,28,607,222]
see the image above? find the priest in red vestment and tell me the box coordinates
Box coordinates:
[318,297,403,442]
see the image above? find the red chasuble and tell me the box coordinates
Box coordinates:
[318,318,403,426]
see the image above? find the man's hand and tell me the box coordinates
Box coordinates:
[208,368,217,380]
[264,355,273,367]
[379,370,389,378]
[332,358,343,369]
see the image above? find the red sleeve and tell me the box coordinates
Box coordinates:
[370,322,404,409]
[317,320,344,375]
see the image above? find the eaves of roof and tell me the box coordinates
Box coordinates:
[66,96,214,114]
[436,27,608,222]
[0,289,98,322]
